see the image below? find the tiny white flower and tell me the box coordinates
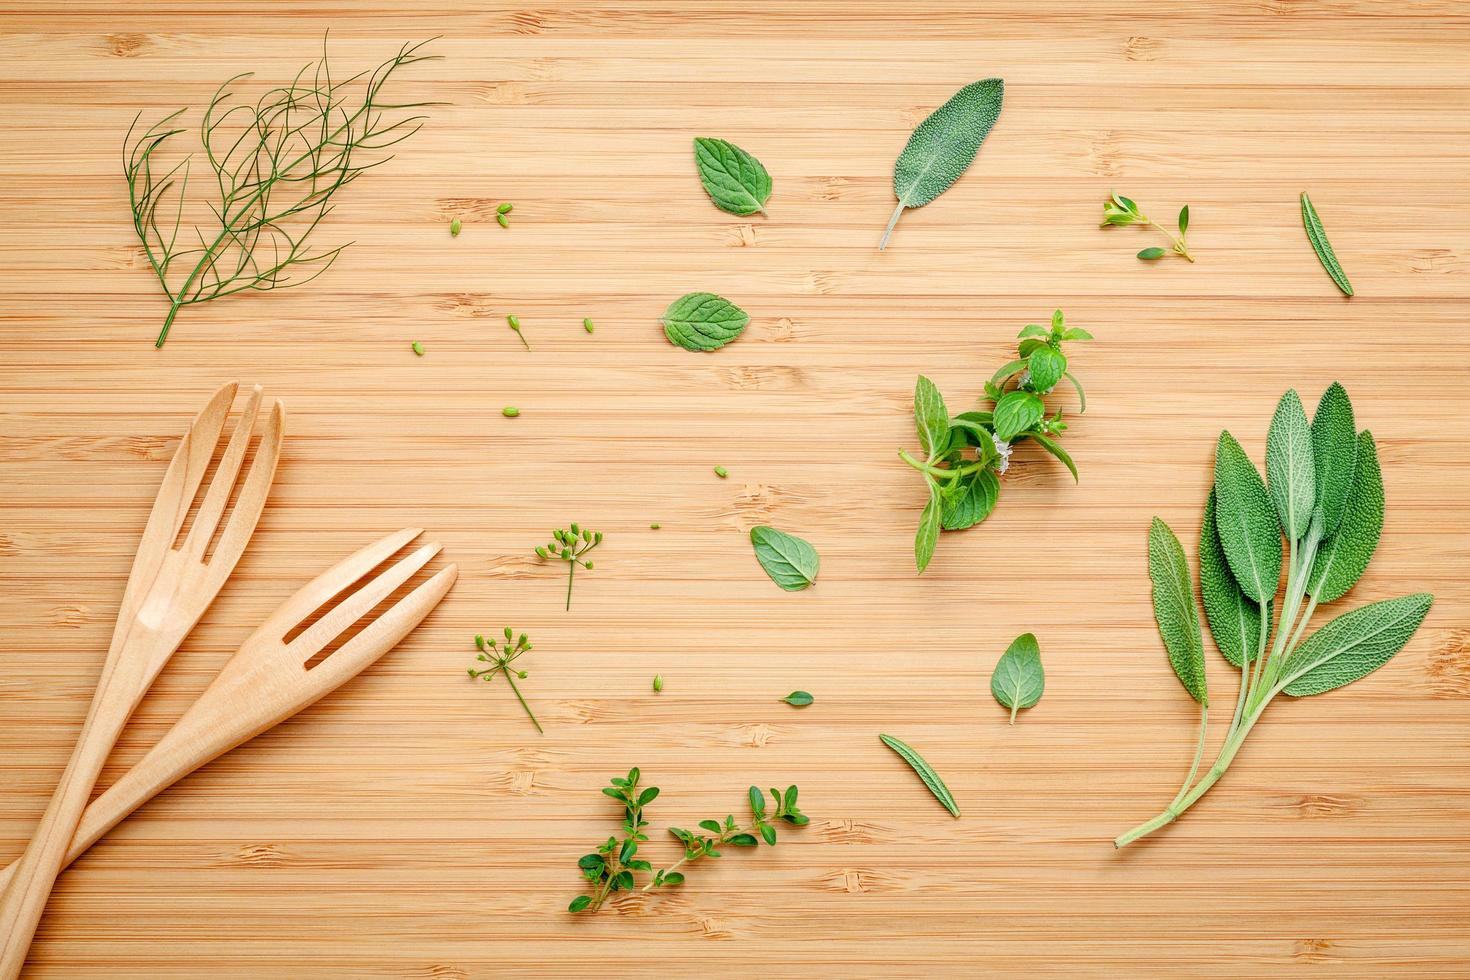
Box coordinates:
[1017,369,1031,387]
[989,430,1012,474]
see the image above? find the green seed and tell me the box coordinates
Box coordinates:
[507,315,520,329]
[650,522,661,530]
[714,465,728,478]
[411,341,425,356]
[653,674,663,692]
[497,202,514,214]
[502,406,520,417]
[497,213,510,228]
[449,217,462,237]
[583,318,594,334]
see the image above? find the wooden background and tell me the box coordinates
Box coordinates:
[2,2,1468,976]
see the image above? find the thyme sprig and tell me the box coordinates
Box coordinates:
[469,627,541,733]
[124,37,440,346]
[535,524,601,610]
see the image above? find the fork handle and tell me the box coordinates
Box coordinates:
[0,661,141,979]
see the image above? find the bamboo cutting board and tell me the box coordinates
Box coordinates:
[2,3,1468,977]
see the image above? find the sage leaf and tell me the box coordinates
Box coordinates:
[661,292,749,351]
[1301,192,1354,297]
[1213,431,1282,604]
[1148,518,1207,705]
[940,468,999,530]
[1027,344,1066,393]
[693,137,772,215]
[1027,431,1077,483]
[1266,389,1317,541]
[1308,430,1383,603]
[879,78,1004,250]
[1200,491,1265,670]
[1283,593,1432,696]
[1311,381,1359,537]
[993,390,1044,441]
[780,691,814,707]
[989,632,1045,724]
[915,480,942,573]
[750,526,819,591]
[879,733,960,817]
[914,375,951,458]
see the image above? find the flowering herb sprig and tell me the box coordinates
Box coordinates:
[535,523,601,610]
[1101,192,1194,263]
[469,627,541,733]
[900,311,1089,574]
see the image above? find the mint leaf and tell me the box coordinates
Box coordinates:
[749,526,819,591]
[992,390,1043,441]
[661,292,749,351]
[915,481,941,574]
[693,137,772,216]
[940,469,999,530]
[913,375,951,458]
[1026,344,1066,393]
[989,632,1044,724]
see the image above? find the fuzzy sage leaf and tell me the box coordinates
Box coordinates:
[1266,389,1317,542]
[879,734,960,817]
[989,632,1045,724]
[1148,518,1208,705]
[661,292,749,352]
[1212,431,1282,604]
[880,78,1004,250]
[693,138,772,215]
[1199,492,1266,670]
[1311,382,1359,538]
[1307,430,1383,603]
[1301,192,1353,296]
[749,526,819,591]
[1282,593,1433,696]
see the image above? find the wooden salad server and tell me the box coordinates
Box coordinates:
[0,528,456,896]
[0,383,284,978]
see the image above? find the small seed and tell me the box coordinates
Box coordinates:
[714,465,728,478]
[503,406,520,417]
[411,341,425,356]
[449,217,462,237]
[507,315,520,329]
[497,202,513,214]
[650,522,661,530]
[653,674,664,692]
[497,213,510,228]
[583,318,595,334]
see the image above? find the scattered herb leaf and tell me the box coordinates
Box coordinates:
[879,734,960,817]
[780,691,814,707]
[693,137,772,215]
[750,526,819,591]
[989,632,1045,724]
[1101,192,1194,263]
[661,292,749,352]
[1300,192,1353,296]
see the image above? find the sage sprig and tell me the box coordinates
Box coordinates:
[1101,193,1194,263]
[469,627,541,733]
[900,311,1089,573]
[535,523,601,610]
[1115,384,1432,848]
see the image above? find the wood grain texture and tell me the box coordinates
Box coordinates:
[1,2,1468,977]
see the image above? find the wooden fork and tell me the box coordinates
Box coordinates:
[0,528,456,896]
[0,383,284,978]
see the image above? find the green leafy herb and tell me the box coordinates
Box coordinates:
[780,691,814,707]
[1101,192,1194,263]
[900,311,1089,573]
[880,78,1004,250]
[879,734,960,817]
[411,341,425,356]
[1114,385,1433,848]
[989,633,1044,724]
[535,523,602,610]
[469,628,541,733]
[125,38,439,347]
[1301,192,1353,296]
[661,292,749,351]
[507,314,530,350]
[449,217,462,237]
[693,137,772,216]
[583,317,595,334]
[653,674,663,693]
[502,406,519,417]
[570,772,807,913]
[750,526,819,591]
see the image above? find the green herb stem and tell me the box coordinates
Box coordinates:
[503,670,542,734]
[1144,219,1194,263]
[898,449,987,481]
[565,558,576,611]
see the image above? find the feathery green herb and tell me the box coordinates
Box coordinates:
[879,734,960,817]
[990,633,1045,724]
[535,523,602,610]
[750,526,819,591]
[661,292,749,351]
[124,38,439,347]
[1101,193,1194,263]
[780,691,814,707]
[880,78,1004,250]
[469,627,541,733]
[901,311,1089,573]
[693,138,772,215]
[1115,384,1432,848]
[1301,192,1353,296]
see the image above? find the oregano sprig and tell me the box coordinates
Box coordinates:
[648,785,808,891]
[535,523,601,610]
[1114,384,1433,848]
[1101,193,1194,263]
[468,627,541,733]
[568,768,656,913]
[900,311,1089,573]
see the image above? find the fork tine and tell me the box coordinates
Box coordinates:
[141,382,237,553]
[287,541,443,662]
[305,563,458,677]
[181,385,262,562]
[205,399,285,576]
[258,527,422,636]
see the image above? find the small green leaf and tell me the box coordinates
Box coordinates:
[1027,344,1066,393]
[600,786,625,801]
[1137,247,1167,260]
[913,375,951,458]
[1283,593,1432,696]
[879,734,960,817]
[1148,518,1207,705]
[1213,431,1283,604]
[988,358,1028,392]
[698,819,722,834]
[569,895,592,912]
[1266,389,1317,541]
[693,137,772,215]
[992,390,1044,441]
[1017,323,1048,339]
[1177,204,1189,235]
[759,823,777,846]
[638,787,660,806]
[784,785,798,809]
[1301,192,1354,296]
[1063,370,1087,413]
[661,872,684,886]
[749,525,820,591]
[915,481,942,574]
[1200,491,1266,670]
[989,632,1045,724]
[748,785,766,817]
[1308,430,1384,603]
[1311,382,1358,537]
[781,691,814,707]
[577,853,604,871]
[940,468,999,530]
[1027,431,1077,483]
[728,833,759,846]
[661,292,749,351]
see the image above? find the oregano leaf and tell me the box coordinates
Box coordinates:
[1308,430,1384,603]
[989,632,1045,724]
[1266,389,1316,541]
[1213,431,1282,604]
[1200,491,1266,670]
[693,137,771,215]
[992,390,1044,441]
[879,734,960,817]
[1311,382,1358,538]
[880,78,1004,249]
[660,292,749,351]
[749,526,819,591]
[1148,518,1208,705]
[1282,593,1432,696]
[780,690,814,707]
